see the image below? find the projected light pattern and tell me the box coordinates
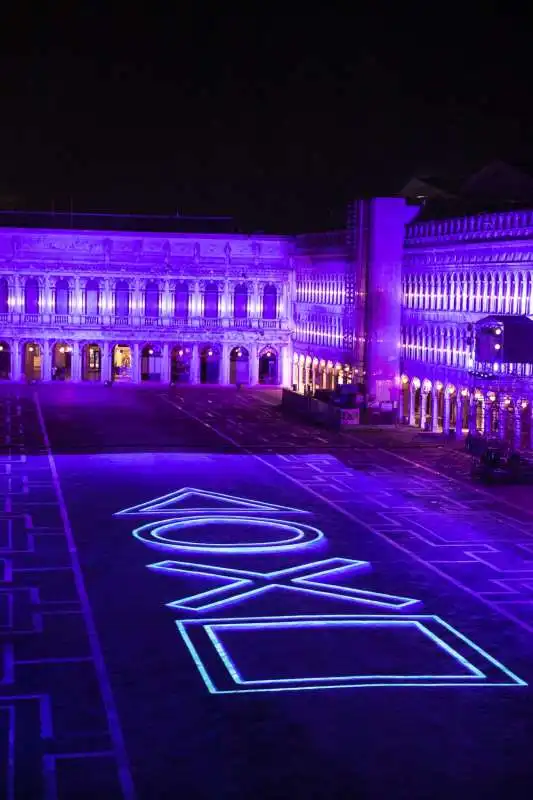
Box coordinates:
[115,487,309,517]
[149,557,420,612]
[177,614,528,694]
[133,516,325,554]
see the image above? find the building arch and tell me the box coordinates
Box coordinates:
[23,342,41,381]
[262,284,277,320]
[174,281,189,319]
[113,344,133,381]
[144,280,160,318]
[115,280,130,317]
[0,277,9,314]
[55,277,70,315]
[52,342,73,380]
[230,346,250,384]
[141,344,162,381]
[0,341,10,379]
[82,343,102,381]
[200,344,220,384]
[24,277,40,314]
[203,282,219,319]
[84,278,100,316]
[170,344,191,383]
[233,283,249,319]
[258,344,278,385]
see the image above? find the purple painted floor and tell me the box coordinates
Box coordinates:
[1,383,533,799]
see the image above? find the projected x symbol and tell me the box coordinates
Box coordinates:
[147,557,421,613]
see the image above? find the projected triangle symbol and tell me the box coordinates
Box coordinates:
[114,487,308,516]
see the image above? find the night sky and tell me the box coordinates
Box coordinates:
[1,6,531,233]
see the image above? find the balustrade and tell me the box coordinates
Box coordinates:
[0,311,285,332]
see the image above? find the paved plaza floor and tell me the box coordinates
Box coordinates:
[1,383,533,799]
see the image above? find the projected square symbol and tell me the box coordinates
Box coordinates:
[177,614,526,694]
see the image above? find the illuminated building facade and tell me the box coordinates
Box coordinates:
[0,215,293,387]
[291,198,416,401]
[0,201,412,398]
[400,208,533,447]
[3,195,532,452]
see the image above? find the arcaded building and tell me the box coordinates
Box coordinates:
[400,206,533,448]
[2,173,533,452]
[0,201,412,401]
[0,213,294,387]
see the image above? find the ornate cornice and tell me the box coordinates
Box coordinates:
[405,209,533,245]
[403,248,533,269]
[0,231,289,262]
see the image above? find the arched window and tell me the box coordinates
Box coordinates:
[233,283,248,319]
[0,277,8,314]
[145,281,159,317]
[262,284,277,320]
[174,281,189,319]
[203,282,219,318]
[115,280,130,317]
[25,278,40,314]
[55,278,70,315]
[85,278,100,315]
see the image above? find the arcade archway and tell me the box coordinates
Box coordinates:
[113,345,132,381]
[0,342,10,380]
[52,342,72,381]
[170,345,191,383]
[23,343,41,381]
[258,347,278,385]
[200,345,220,384]
[230,346,249,384]
[83,344,101,381]
[141,345,162,382]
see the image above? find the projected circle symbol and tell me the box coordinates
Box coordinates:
[132,516,325,554]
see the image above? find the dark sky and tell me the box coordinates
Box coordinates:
[0,5,531,232]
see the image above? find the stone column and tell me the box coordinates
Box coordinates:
[497,397,507,441]
[512,402,523,451]
[74,277,82,313]
[222,282,231,318]
[221,343,231,385]
[161,343,170,383]
[455,395,464,438]
[251,282,260,317]
[104,279,113,316]
[431,389,439,432]
[530,404,533,451]
[132,342,141,383]
[280,345,291,388]
[483,399,493,437]
[443,392,451,435]
[468,396,478,434]
[71,341,81,381]
[420,391,428,430]
[14,276,22,312]
[192,282,201,317]
[190,344,200,384]
[101,341,111,382]
[408,383,416,426]
[138,281,145,318]
[249,343,259,386]
[44,275,53,314]
[42,341,52,382]
[161,281,170,318]
[11,340,21,381]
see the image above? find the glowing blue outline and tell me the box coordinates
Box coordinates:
[148,566,254,610]
[204,619,486,684]
[176,614,527,693]
[115,487,308,517]
[133,516,325,554]
[148,557,420,612]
